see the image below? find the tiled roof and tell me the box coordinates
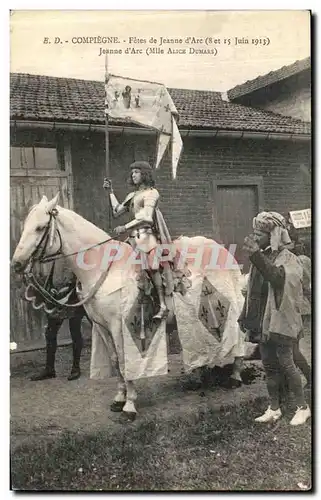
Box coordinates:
[228,57,311,100]
[10,73,310,135]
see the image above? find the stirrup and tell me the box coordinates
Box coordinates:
[153,306,168,320]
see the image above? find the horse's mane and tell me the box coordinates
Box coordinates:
[57,206,110,241]
[26,201,111,242]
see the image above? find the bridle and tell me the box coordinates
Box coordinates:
[29,208,63,264]
[23,208,119,313]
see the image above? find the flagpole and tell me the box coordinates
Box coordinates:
[104,53,112,231]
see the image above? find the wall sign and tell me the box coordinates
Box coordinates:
[289,209,311,229]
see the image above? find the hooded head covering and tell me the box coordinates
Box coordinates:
[253,211,292,251]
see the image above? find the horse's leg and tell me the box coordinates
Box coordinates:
[106,331,127,412]
[112,378,127,407]
[122,380,137,421]
[91,287,139,421]
[104,311,137,420]
[90,319,127,411]
[230,356,244,387]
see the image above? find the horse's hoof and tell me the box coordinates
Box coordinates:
[67,369,81,381]
[122,411,137,422]
[30,370,56,381]
[110,401,126,412]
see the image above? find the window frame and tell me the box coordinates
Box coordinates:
[10,129,66,173]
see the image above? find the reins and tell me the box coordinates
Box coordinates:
[37,209,116,264]
[24,208,121,310]
[25,263,113,309]
[39,233,116,263]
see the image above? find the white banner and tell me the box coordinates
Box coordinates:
[105,74,183,178]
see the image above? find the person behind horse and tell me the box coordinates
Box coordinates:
[29,274,86,381]
[239,211,310,426]
[284,216,311,387]
[103,161,172,320]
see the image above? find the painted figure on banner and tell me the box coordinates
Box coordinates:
[105,75,183,179]
[122,85,132,109]
[112,90,120,107]
[135,90,141,108]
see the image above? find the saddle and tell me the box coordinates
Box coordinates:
[135,264,192,307]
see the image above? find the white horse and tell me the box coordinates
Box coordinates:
[12,193,246,420]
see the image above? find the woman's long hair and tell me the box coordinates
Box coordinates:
[127,169,155,188]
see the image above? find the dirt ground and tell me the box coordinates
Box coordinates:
[10,318,311,453]
[10,349,263,450]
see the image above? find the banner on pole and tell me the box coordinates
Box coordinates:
[105,74,183,179]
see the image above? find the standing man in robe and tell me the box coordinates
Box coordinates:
[239,211,310,426]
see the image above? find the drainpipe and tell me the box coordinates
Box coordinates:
[10,120,310,141]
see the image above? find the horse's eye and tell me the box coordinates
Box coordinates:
[35,226,43,232]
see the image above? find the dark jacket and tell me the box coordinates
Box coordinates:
[238,249,285,342]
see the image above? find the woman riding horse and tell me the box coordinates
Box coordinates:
[103,161,173,320]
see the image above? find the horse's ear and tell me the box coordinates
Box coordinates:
[39,195,48,205]
[46,192,60,213]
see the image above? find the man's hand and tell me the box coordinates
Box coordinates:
[114,225,126,236]
[243,234,260,256]
[103,178,113,191]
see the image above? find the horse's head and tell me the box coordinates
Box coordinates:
[11,192,60,274]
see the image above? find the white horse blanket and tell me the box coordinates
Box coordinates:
[90,236,246,380]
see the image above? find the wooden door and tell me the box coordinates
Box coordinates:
[10,172,70,347]
[213,178,263,273]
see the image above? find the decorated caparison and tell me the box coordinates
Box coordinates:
[11,193,246,420]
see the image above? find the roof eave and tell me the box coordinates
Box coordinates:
[228,67,310,101]
[10,119,311,141]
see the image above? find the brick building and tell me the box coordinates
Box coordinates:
[10,71,311,344]
[228,57,311,122]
